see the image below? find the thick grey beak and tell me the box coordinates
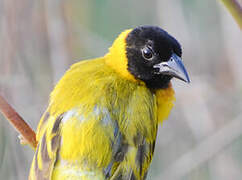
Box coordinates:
[153,53,190,83]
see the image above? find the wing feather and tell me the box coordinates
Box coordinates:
[29,113,62,180]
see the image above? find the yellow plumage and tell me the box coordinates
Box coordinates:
[29,27,179,180]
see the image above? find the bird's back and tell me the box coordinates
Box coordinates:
[29,57,161,180]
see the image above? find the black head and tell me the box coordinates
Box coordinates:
[125,26,189,89]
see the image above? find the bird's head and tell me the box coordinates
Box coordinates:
[106,26,190,89]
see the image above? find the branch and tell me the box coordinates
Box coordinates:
[220,0,242,29]
[0,94,37,148]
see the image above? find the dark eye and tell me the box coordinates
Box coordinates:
[142,47,153,60]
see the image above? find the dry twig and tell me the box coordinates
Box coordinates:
[0,94,37,148]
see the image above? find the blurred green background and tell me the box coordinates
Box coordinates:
[0,0,242,179]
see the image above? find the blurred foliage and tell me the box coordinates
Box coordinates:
[0,0,242,179]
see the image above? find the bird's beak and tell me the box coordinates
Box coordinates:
[153,53,190,83]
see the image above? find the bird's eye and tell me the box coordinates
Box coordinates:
[142,47,153,60]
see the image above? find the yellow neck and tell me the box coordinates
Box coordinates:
[105,29,137,82]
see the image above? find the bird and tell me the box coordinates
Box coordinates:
[28,26,190,180]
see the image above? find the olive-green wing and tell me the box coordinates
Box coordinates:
[109,140,156,180]
[29,112,62,180]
